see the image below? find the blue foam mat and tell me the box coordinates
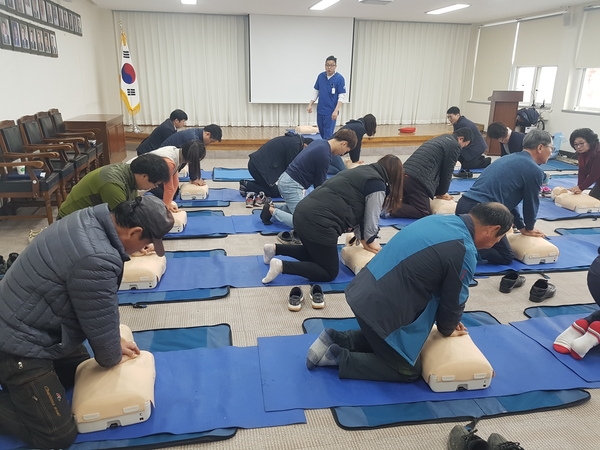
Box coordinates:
[540,159,579,171]
[448,178,476,194]
[511,314,600,383]
[164,210,231,239]
[524,303,600,319]
[178,169,213,182]
[174,188,245,208]
[537,197,600,221]
[257,322,600,412]
[0,325,237,450]
[473,234,600,275]
[212,167,253,182]
[546,175,579,189]
[118,250,231,304]
[302,313,589,428]
[555,227,600,235]
[120,250,355,293]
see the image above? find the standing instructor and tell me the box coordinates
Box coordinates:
[307,55,346,139]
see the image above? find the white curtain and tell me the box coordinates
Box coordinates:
[114,11,470,126]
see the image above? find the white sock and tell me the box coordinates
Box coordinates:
[553,319,588,354]
[261,258,283,284]
[263,243,276,264]
[570,321,600,360]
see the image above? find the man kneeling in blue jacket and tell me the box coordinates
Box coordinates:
[306,202,513,382]
[0,196,174,449]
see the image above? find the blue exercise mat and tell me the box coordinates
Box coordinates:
[555,227,600,236]
[536,197,600,221]
[178,169,213,182]
[174,188,245,208]
[546,175,579,189]
[118,250,230,305]
[0,325,238,450]
[474,234,600,275]
[164,210,231,239]
[540,159,579,171]
[257,322,600,412]
[212,167,253,182]
[524,303,600,319]
[302,314,589,429]
[512,314,600,383]
[122,250,355,293]
[448,178,476,194]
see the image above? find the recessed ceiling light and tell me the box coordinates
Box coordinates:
[426,3,470,15]
[181,0,197,5]
[310,0,341,11]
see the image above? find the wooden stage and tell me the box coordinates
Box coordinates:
[125,124,455,151]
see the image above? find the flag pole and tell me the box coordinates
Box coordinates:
[119,22,141,133]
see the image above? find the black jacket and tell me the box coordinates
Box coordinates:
[136,119,176,155]
[248,132,305,187]
[403,134,461,198]
[340,119,367,163]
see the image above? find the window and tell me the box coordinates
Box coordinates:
[577,68,600,112]
[512,66,557,106]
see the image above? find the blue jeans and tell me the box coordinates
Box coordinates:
[0,346,90,449]
[272,172,304,228]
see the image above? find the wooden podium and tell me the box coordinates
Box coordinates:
[487,91,523,156]
[64,114,126,164]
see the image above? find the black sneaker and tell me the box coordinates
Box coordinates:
[239,180,248,198]
[488,433,524,450]
[261,202,273,225]
[455,170,473,179]
[310,284,325,309]
[6,253,18,271]
[288,286,304,312]
[448,424,489,450]
[254,192,271,208]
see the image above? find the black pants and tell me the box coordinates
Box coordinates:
[456,196,514,265]
[390,175,431,219]
[277,235,339,282]
[246,160,281,198]
[330,317,421,382]
[0,346,90,449]
[459,154,489,170]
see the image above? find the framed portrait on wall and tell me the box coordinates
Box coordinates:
[0,14,12,49]
[18,22,29,51]
[24,0,33,16]
[28,23,36,51]
[32,0,39,19]
[15,0,24,14]
[39,0,46,22]
[9,17,21,49]
[58,6,64,27]
[6,0,15,10]
[51,3,58,26]
[49,29,56,56]
[68,11,73,31]
[42,29,50,54]
[75,14,81,35]
[35,26,43,52]
[0,0,6,7]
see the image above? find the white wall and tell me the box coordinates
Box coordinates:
[0,0,119,121]
[460,5,600,150]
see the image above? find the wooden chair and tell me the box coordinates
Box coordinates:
[18,115,89,184]
[36,111,105,168]
[0,153,62,225]
[48,109,106,167]
[0,120,75,201]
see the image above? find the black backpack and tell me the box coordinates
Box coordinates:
[516,108,540,127]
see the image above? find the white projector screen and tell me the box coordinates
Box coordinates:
[249,14,354,104]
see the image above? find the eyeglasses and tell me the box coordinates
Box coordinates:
[325,63,336,67]
[573,141,587,148]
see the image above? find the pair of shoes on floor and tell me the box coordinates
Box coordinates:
[498,271,556,302]
[277,230,301,245]
[28,227,47,243]
[454,170,473,179]
[245,191,271,208]
[1,253,19,274]
[553,319,600,360]
[448,424,524,450]
[0,255,6,275]
[288,285,324,311]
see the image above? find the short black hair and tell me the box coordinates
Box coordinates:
[302,137,314,146]
[204,124,223,142]
[170,109,188,121]
[446,106,460,115]
[130,153,170,184]
[487,122,509,140]
[569,128,599,149]
[363,114,377,137]
[453,127,473,142]
[112,197,152,240]
[470,202,513,237]
[326,55,337,64]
